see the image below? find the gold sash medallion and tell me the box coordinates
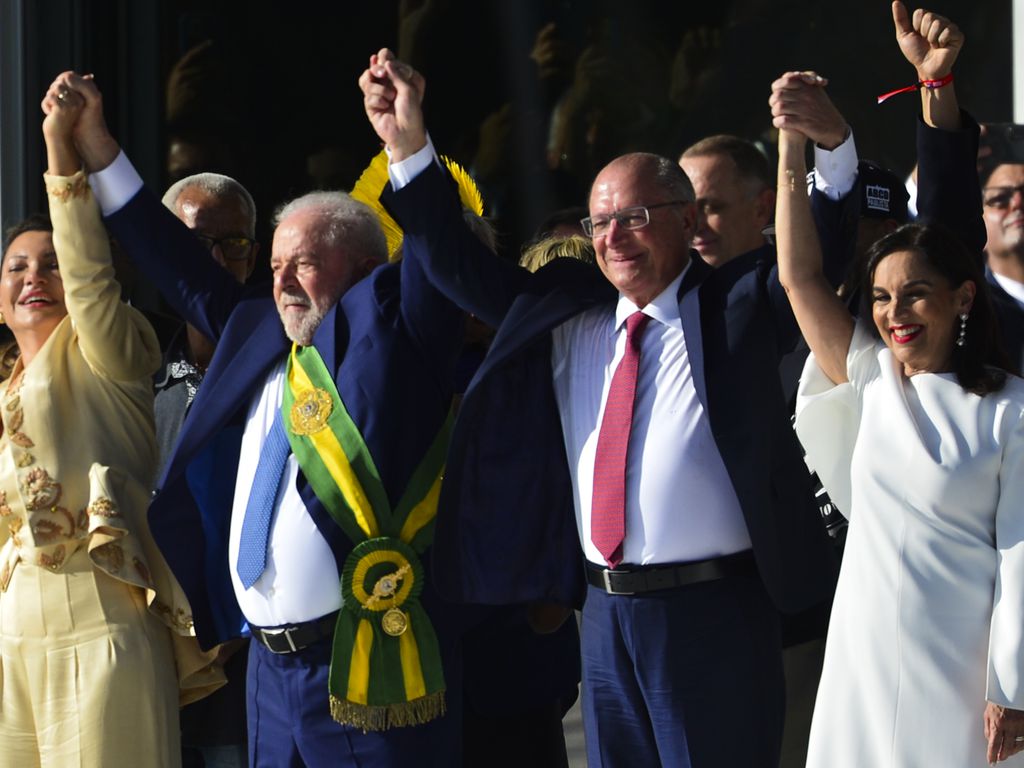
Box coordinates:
[290,388,332,435]
[284,344,450,731]
[382,608,409,637]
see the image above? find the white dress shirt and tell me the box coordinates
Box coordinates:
[90,155,341,626]
[228,364,342,626]
[552,270,751,567]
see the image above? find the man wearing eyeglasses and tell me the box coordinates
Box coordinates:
[981,162,1024,371]
[362,48,840,768]
[155,174,259,470]
[153,172,259,768]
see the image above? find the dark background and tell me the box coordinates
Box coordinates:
[4,0,1014,261]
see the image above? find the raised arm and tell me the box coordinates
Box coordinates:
[768,71,848,153]
[766,71,859,351]
[40,73,160,381]
[360,48,529,329]
[892,2,986,256]
[66,73,246,342]
[892,1,961,131]
[773,127,855,384]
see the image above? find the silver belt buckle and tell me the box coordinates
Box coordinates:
[261,626,299,654]
[602,568,634,596]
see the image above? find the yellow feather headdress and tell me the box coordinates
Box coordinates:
[350,149,484,262]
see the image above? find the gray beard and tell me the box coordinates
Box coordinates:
[277,304,327,347]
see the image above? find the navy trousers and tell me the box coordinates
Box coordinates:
[580,570,784,768]
[246,634,462,767]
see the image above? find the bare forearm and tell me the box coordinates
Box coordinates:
[776,137,822,288]
[44,133,80,177]
[76,129,120,173]
[776,134,853,383]
[920,80,960,130]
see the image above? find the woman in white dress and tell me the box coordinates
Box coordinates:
[773,4,1024,766]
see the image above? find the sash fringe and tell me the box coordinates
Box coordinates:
[330,691,446,732]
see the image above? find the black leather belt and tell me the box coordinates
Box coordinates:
[251,611,338,654]
[586,551,756,595]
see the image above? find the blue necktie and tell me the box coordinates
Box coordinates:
[236,410,291,588]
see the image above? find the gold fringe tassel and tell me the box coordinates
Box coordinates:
[330,691,446,733]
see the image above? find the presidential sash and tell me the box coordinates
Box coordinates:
[283,344,450,731]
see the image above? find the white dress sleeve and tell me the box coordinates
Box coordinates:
[794,322,883,517]
[986,404,1024,708]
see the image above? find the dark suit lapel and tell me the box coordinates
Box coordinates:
[479,254,707,383]
[474,283,609,383]
[677,251,712,300]
[310,303,345,376]
[678,252,713,407]
[164,309,290,485]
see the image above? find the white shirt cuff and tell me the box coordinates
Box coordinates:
[905,174,919,219]
[88,151,144,216]
[386,135,438,191]
[812,130,858,201]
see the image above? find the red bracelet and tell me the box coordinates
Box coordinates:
[876,72,953,104]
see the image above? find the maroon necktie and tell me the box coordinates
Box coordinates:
[591,311,651,568]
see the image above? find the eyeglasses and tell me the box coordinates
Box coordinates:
[580,201,687,238]
[982,184,1024,209]
[194,234,256,262]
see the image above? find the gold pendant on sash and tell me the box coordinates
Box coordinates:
[382,608,409,636]
[291,388,333,435]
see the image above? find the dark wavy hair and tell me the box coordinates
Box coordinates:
[2,214,53,263]
[863,222,1012,396]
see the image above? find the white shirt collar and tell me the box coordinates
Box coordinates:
[992,270,1024,309]
[612,263,690,335]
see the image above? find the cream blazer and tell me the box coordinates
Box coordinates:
[0,170,222,703]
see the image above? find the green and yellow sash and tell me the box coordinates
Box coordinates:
[283,344,450,731]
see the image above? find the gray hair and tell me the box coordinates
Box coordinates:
[591,152,695,205]
[649,154,696,202]
[162,173,258,236]
[273,191,387,266]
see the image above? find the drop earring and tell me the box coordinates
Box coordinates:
[956,313,968,347]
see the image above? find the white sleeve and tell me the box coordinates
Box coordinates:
[387,135,439,191]
[812,130,858,201]
[87,151,144,216]
[794,322,881,516]
[986,408,1024,708]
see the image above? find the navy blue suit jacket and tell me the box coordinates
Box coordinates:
[105,185,465,650]
[989,270,1024,374]
[385,162,839,615]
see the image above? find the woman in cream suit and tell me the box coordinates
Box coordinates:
[0,77,221,766]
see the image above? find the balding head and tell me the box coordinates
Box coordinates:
[586,153,697,307]
[163,173,259,283]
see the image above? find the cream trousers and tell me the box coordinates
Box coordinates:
[0,546,180,768]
